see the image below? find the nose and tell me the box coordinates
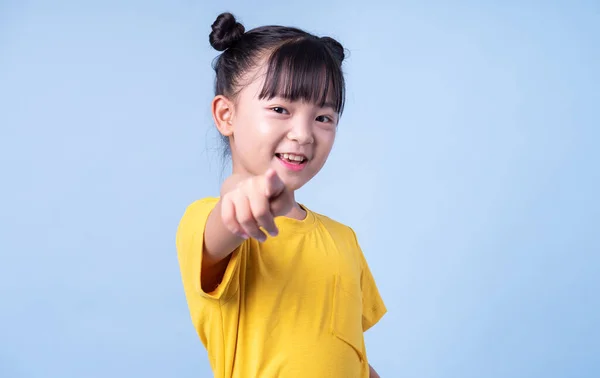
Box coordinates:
[286,118,314,145]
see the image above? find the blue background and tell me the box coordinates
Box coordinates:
[1,1,598,377]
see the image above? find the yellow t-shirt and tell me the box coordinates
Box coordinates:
[176,197,386,378]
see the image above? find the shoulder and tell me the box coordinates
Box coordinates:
[177,197,219,233]
[313,210,350,230]
[182,197,220,217]
[310,209,359,247]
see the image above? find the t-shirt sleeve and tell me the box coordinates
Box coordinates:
[350,228,387,332]
[176,197,242,301]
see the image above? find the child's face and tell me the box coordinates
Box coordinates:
[228,67,338,191]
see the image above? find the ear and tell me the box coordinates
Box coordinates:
[211,95,235,137]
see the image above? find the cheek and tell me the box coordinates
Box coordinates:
[234,112,277,138]
[255,119,277,136]
[231,114,280,158]
[316,128,337,152]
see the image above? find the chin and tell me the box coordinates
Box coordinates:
[281,176,308,191]
[274,169,312,190]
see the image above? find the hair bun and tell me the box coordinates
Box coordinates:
[209,12,245,51]
[320,36,345,62]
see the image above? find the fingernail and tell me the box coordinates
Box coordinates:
[269,229,278,237]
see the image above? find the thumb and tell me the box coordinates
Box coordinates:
[263,168,285,198]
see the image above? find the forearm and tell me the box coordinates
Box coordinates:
[203,173,252,263]
[204,200,245,260]
[200,173,258,292]
[200,201,244,292]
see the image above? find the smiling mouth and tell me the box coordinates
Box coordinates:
[275,153,308,164]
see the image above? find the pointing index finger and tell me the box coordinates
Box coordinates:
[264,168,284,198]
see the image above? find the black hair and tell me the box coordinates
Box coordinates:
[209,12,346,157]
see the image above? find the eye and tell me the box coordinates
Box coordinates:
[271,107,289,114]
[316,115,334,123]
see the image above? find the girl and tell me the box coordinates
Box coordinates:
[176,12,386,378]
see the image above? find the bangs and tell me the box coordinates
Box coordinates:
[258,38,345,114]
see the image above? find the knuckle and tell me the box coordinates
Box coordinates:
[224,221,238,234]
[221,210,231,223]
[220,196,231,208]
[242,178,256,190]
[226,224,239,235]
[249,182,261,195]
[224,189,237,200]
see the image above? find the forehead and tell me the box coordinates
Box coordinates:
[236,42,344,113]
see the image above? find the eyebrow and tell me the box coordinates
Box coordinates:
[272,96,339,112]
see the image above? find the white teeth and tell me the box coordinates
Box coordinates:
[280,153,305,162]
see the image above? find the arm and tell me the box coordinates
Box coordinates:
[369,364,380,378]
[201,170,292,292]
[200,173,250,292]
[201,198,245,292]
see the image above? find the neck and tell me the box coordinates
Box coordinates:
[285,200,307,220]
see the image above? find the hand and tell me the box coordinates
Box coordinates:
[220,169,294,242]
